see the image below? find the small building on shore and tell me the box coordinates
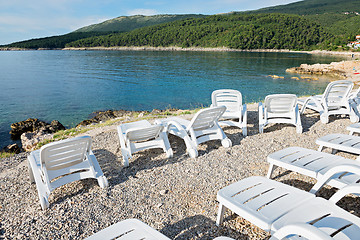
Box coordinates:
[348,35,360,49]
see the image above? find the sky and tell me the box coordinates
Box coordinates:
[0,0,301,45]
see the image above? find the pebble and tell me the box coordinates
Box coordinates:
[1,103,360,239]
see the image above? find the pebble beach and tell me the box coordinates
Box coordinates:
[2,103,360,239]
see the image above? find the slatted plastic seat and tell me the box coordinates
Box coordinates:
[84,218,235,240]
[216,176,315,231]
[84,219,171,240]
[270,223,347,240]
[156,106,232,158]
[27,136,108,210]
[298,80,358,124]
[117,120,173,167]
[217,176,360,239]
[316,134,360,160]
[211,89,247,136]
[267,147,360,190]
[271,193,360,239]
[259,94,302,133]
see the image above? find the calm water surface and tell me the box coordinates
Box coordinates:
[0,50,344,147]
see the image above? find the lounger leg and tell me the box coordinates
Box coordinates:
[121,148,130,167]
[318,145,325,152]
[267,163,277,179]
[331,149,338,154]
[28,160,35,183]
[242,126,247,137]
[296,125,303,134]
[159,132,173,158]
[259,125,264,134]
[216,204,227,226]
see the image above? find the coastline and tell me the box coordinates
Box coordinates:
[63,47,360,58]
[2,45,360,58]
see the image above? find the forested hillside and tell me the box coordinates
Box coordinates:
[1,32,110,49]
[67,13,333,50]
[2,0,359,50]
[255,0,360,43]
[255,0,360,15]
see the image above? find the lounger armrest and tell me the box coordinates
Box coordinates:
[270,223,333,240]
[299,96,313,114]
[329,183,360,204]
[163,120,185,133]
[165,120,198,151]
[310,164,360,194]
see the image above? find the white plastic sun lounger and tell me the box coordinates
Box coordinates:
[211,89,247,136]
[316,134,360,160]
[217,176,360,239]
[84,218,235,240]
[298,80,357,124]
[117,120,173,167]
[349,87,360,121]
[156,106,232,158]
[347,122,360,135]
[84,219,171,240]
[28,136,108,210]
[267,147,360,190]
[259,94,302,133]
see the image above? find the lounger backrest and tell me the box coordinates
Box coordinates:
[126,125,163,142]
[188,106,226,131]
[40,136,91,178]
[265,94,297,113]
[323,80,353,105]
[211,89,242,113]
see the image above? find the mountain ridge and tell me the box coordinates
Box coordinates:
[73,14,206,33]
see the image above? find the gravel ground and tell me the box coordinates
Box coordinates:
[1,103,360,240]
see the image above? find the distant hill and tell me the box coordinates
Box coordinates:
[67,13,333,51]
[3,0,360,50]
[74,14,206,33]
[1,14,205,49]
[254,0,360,15]
[1,32,107,49]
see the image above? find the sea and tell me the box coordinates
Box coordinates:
[0,50,345,148]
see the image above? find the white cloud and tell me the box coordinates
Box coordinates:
[127,9,158,16]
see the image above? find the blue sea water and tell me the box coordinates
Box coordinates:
[0,50,344,148]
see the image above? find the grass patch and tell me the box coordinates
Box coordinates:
[0,152,15,158]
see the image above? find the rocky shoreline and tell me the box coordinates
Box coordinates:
[5,108,188,152]
[286,60,360,79]
[1,103,360,239]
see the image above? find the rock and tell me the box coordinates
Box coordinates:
[10,118,47,139]
[10,118,65,140]
[76,119,97,127]
[21,131,53,152]
[2,143,21,154]
[151,109,162,114]
[93,110,117,122]
[50,120,65,132]
[286,60,360,78]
